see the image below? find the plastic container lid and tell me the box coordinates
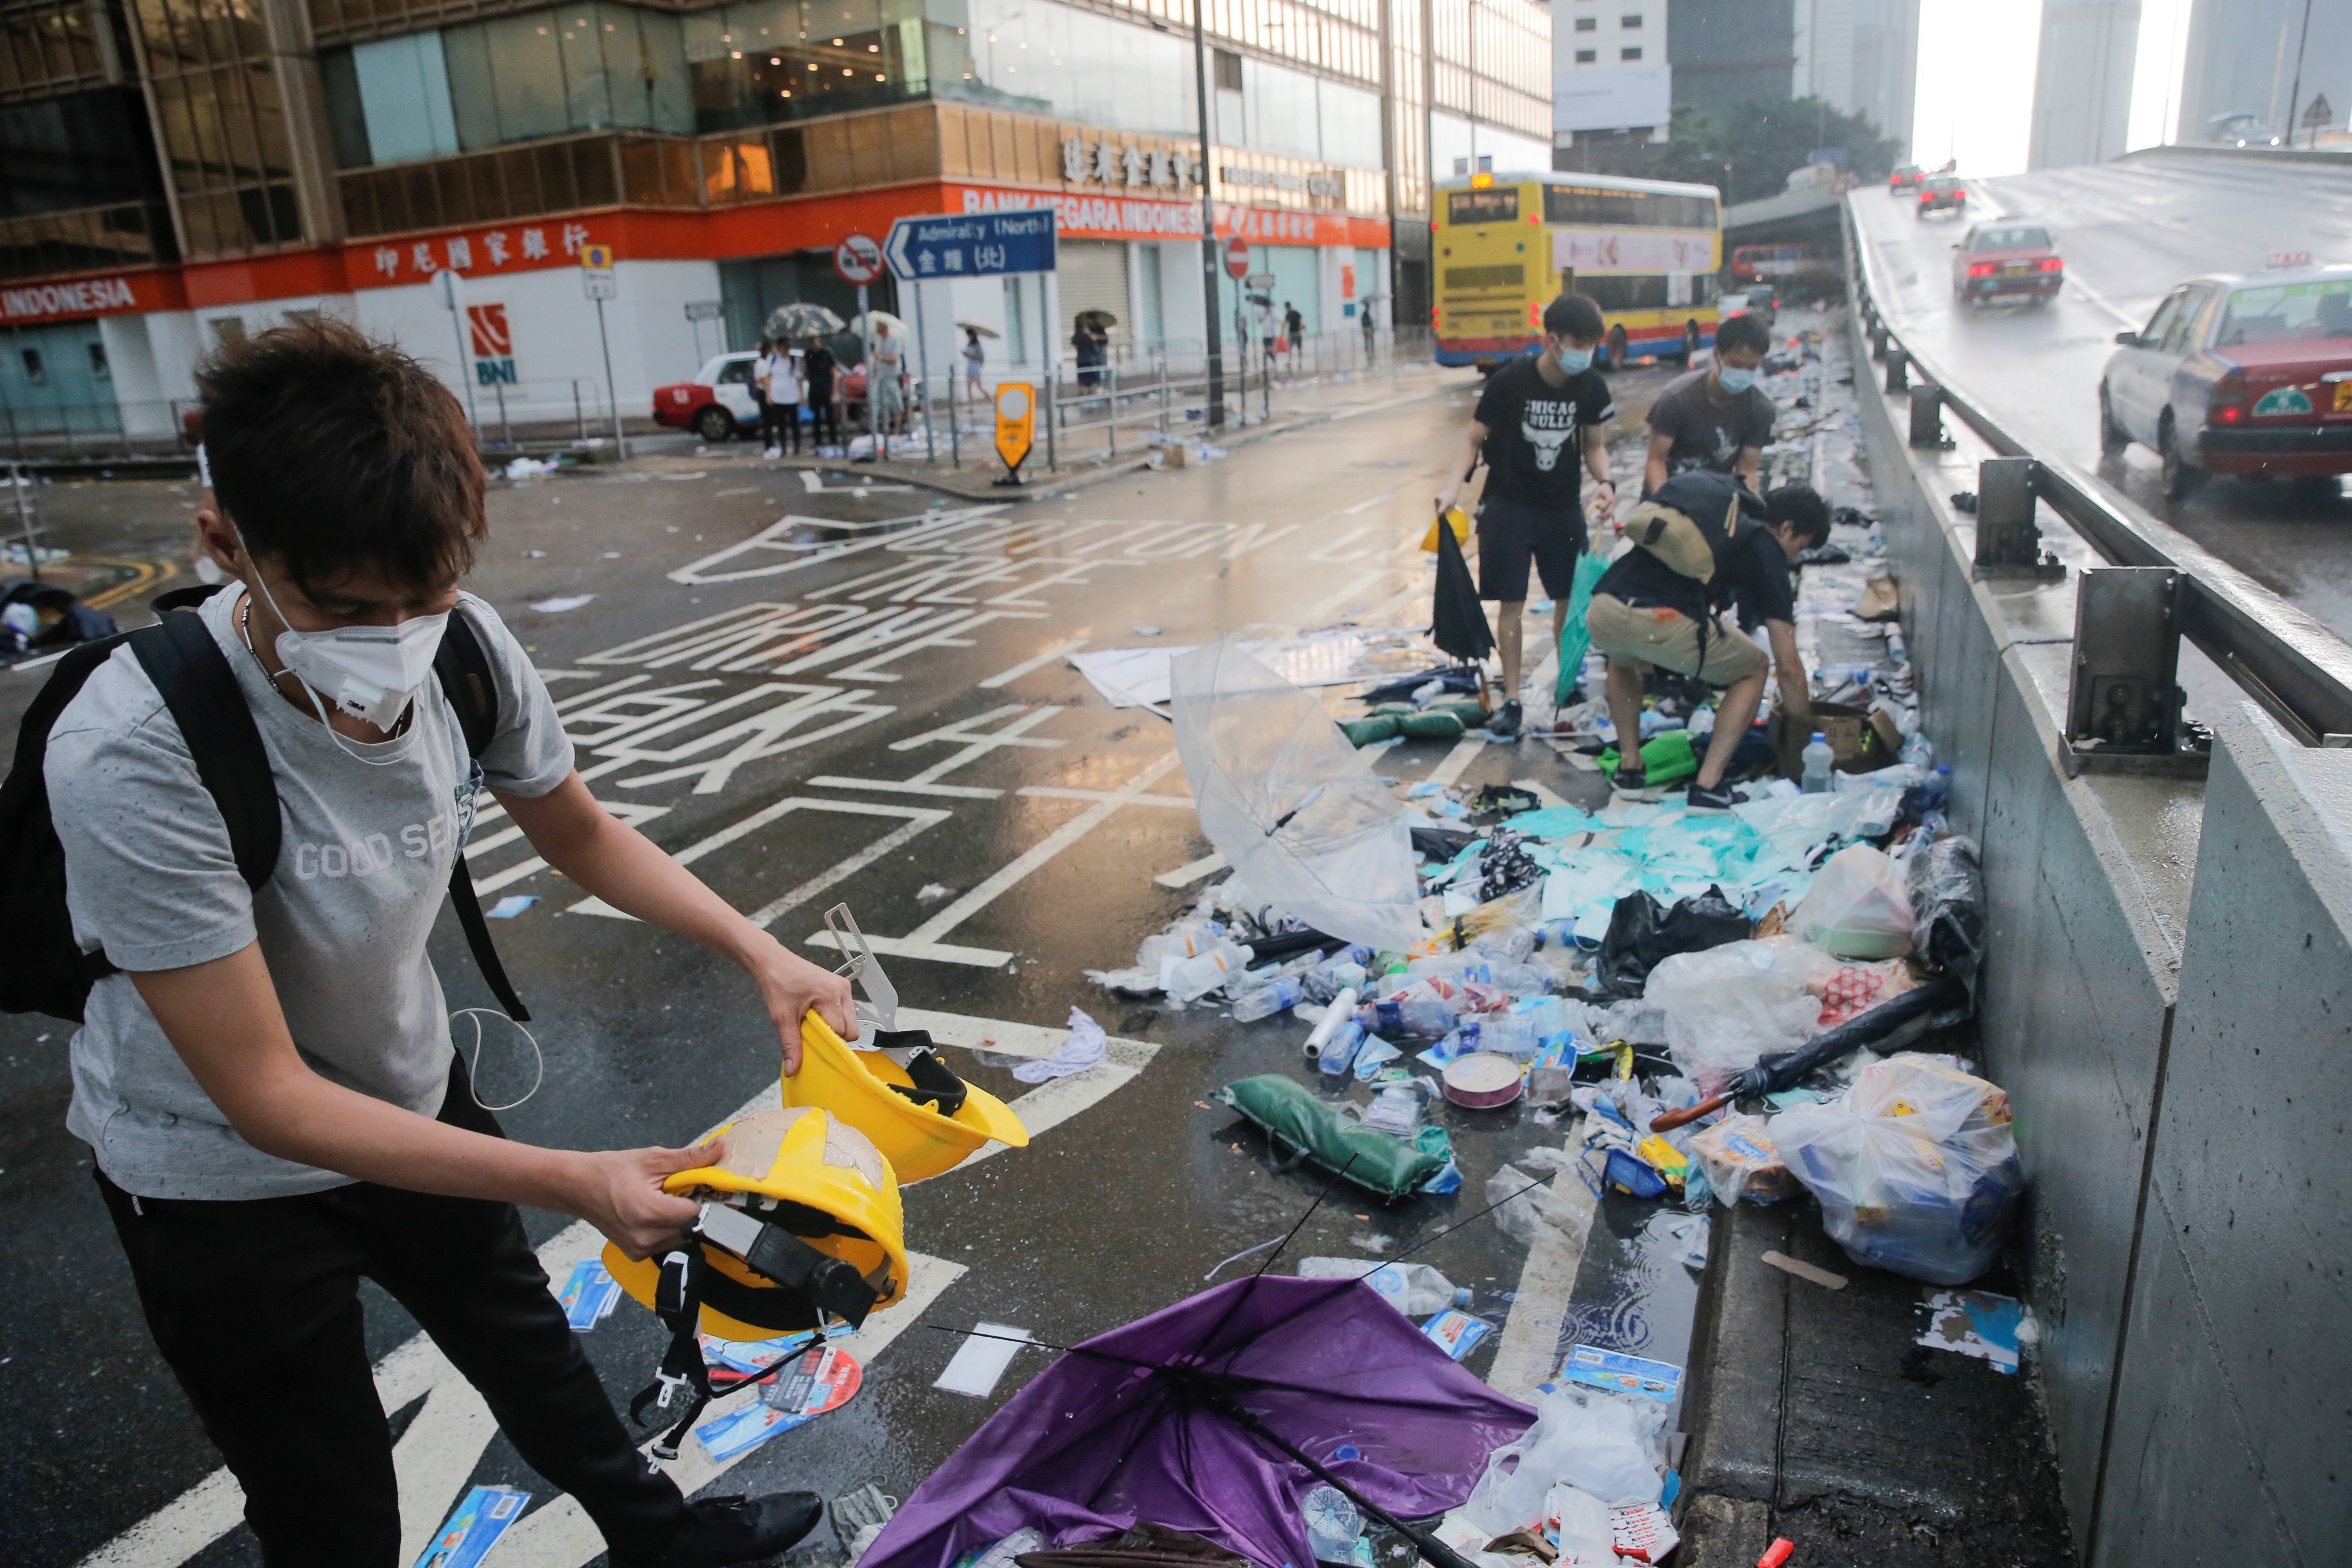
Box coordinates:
[1810,731,1827,742]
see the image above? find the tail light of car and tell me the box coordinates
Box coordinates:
[2036,257,2063,272]
[2210,370,2248,426]
[1968,263,1997,277]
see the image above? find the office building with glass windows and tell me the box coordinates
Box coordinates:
[0,0,1546,433]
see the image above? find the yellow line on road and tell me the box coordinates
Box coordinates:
[75,556,176,612]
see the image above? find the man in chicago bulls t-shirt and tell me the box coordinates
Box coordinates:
[1435,292,1617,738]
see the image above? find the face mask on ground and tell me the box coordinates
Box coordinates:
[237,527,449,743]
[1554,346,1596,374]
[1718,366,1760,394]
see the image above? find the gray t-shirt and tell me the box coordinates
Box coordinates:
[1646,368,1776,480]
[47,587,573,1200]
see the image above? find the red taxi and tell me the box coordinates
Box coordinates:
[1950,223,2063,307]
[2099,263,2352,496]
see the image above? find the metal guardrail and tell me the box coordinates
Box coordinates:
[1842,195,2352,747]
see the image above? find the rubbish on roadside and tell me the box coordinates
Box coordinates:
[1541,1481,1614,1563]
[829,1481,900,1562]
[1687,1113,1799,1205]
[1463,1386,1664,1530]
[1420,1307,1494,1361]
[1556,1345,1682,1406]
[416,1485,530,1568]
[696,1343,863,1461]
[1213,1074,1452,1197]
[1603,1147,1668,1198]
[1909,834,1987,996]
[1610,1502,1680,1563]
[1791,843,1916,958]
[1632,1136,1688,1190]
[1595,887,1751,998]
[1170,638,1425,952]
[528,593,595,613]
[1441,1051,1525,1109]
[1644,938,1825,1085]
[862,1275,1531,1568]
[1760,1250,1849,1290]
[1361,1081,1431,1135]
[485,894,538,919]
[558,1258,623,1330]
[1650,976,1962,1133]
[960,1527,1048,1568]
[1297,1257,1470,1315]
[1853,573,1900,621]
[1009,1007,1107,1082]
[1916,1287,2026,1373]
[1758,1538,1796,1568]
[1302,1485,1370,1564]
[1773,1053,2023,1284]
[1593,730,1699,788]
[916,882,954,902]
[1487,1162,1573,1246]
[933,1323,1035,1396]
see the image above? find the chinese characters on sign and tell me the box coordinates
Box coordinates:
[1060,136,1202,192]
[1219,165,1344,198]
[365,222,594,285]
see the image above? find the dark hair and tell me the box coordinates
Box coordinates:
[1764,485,1831,547]
[1715,313,1773,358]
[1544,293,1606,342]
[197,316,484,598]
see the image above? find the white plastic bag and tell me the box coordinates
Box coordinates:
[1791,844,1916,958]
[1644,938,1829,1086]
[1772,1054,2023,1284]
[1462,1388,1663,1533]
[1543,1484,1614,1564]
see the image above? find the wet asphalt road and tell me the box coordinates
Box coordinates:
[1851,151,2352,637]
[0,369,1703,1567]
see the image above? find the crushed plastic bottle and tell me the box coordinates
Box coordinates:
[1300,1485,1365,1563]
[1317,1021,1367,1077]
[1296,1258,1472,1315]
[1164,940,1251,1002]
[1231,975,1303,1023]
[1358,995,1456,1040]
[1901,731,1935,771]
[1137,920,1226,968]
[1801,732,1837,794]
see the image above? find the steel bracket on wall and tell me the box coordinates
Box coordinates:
[1971,456,2067,580]
[2063,564,2211,777]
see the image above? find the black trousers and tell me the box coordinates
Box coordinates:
[95,1067,684,1567]
[762,398,800,452]
[810,399,840,447]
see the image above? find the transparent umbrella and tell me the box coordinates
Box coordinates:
[1169,638,1425,953]
[764,302,846,340]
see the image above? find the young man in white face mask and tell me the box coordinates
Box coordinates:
[45,320,852,1568]
[1641,309,1776,495]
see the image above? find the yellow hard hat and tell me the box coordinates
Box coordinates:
[603,1103,911,1343]
[782,1013,1029,1184]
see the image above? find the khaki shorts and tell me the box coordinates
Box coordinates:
[1586,592,1769,685]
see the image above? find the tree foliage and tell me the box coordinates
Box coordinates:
[1623,97,1905,205]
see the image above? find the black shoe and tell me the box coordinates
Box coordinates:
[1685,778,1737,813]
[1609,765,1651,803]
[628,1493,824,1568]
[1490,699,1522,739]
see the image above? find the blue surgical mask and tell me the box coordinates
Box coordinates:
[1718,366,1759,394]
[1554,346,1595,374]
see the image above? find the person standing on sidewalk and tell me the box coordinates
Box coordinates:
[756,337,802,458]
[1642,310,1776,494]
[962,328,987,404]
[1433,293,1617,739]
[1283,302,1304,363]
[867,320,905,448]
[804,335,840,451]
[43,319,851,1567]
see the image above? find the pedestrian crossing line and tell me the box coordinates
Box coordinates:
[1485,1116,1600,1401]
[75,1010,1160,1568]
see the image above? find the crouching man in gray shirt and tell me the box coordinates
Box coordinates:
[47,319,852,1568]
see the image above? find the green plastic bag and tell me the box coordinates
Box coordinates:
[1596,729,1700,785]
[1342,715,1401,746]
[1553,551,1612,706]
[1213,1074,1452,1198]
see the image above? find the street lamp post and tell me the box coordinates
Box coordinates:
[1192,0,1225,429]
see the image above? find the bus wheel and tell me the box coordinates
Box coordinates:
[1603,325,1628,370]
[1679,321,1700,363]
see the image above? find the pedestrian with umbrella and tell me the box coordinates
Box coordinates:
[959,322,995,405]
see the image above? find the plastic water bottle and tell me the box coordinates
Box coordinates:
[1317,1021,1367,1077]
[1165,941,1250,1002]
[1801,731,1836,794]
[1231,975,1303,1022]
[1360,996,1455,1040]
[1300,1485,1365,1562]
[1138,920,1225,967]
[1297,1259,1472,1315]
[1901,732,1935,771]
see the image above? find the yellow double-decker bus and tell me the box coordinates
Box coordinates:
[1434,171,1724,371]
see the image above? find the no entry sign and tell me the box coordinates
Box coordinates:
[1223,235,1251,279]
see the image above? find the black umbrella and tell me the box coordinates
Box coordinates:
[1430,511,1494,664]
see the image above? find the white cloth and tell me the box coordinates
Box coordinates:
[757,349,804,404]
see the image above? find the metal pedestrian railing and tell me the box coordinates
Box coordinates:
[1842,198,2352,750]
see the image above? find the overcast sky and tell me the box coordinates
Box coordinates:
[1910,0,2196,176]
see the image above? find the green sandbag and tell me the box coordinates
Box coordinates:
[1426,700,1489,726]
[1342,715,1401,745]
[1397,710,1466,740]
[1213,1074,1452,1198]
[1597,728,1700,785]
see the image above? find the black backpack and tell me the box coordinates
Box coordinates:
[0,584,529,1024]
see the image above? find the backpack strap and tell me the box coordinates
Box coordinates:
[129,611,281,891]
[432,608,532,1024]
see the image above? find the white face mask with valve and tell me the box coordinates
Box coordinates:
[235,526,449,747]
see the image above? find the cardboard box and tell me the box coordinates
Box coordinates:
[1772,699,1900,777]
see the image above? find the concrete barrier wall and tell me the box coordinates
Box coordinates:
[2095,708,2352,1568]
[1842,314,2194,1553]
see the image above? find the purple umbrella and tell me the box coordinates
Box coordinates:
[862,1276,1534,1568]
